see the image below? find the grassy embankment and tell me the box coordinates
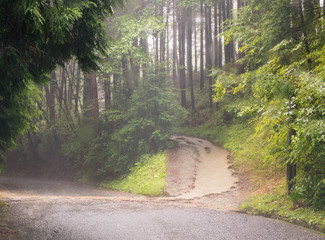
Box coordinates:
[176,83,325,233]
[101,152,167,196]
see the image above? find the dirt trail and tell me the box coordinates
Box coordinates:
[166,136,238,199]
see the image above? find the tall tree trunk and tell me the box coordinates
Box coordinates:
[160,1,166,66]
[194,8,198,73]
[223,0,230,64]
[218,1,223,68]
[166,1,170,75]
[122,56,133,98]
[131,40,140,87]
[68,61,75,107]
[113,73,119,103]
[228,0,235,62]
[187,6,195,111]
[83,72,90,112]
[155,37,159,63]
[74,65,80,116]
[178,7,186,108]
[214,4,219,67]
[103,73,111,109]
[172,0,178,86]
[287,128,297,194]
[44,85,50,123]
[154,4,159,64]
[298,0,312,69]
[48,71,56,121]
[140,37,148,77]
[57,68,63,118]
[200,0,204,90]
[224,0,235,64]
[205,4,213,108]
[83,71,100,135]
[62,67,67,106]
[237,0,245,73]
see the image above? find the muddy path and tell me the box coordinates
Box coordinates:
[166,135,247,209]
[167,135,237,198]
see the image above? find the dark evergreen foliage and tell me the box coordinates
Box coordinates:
[0,0,123,152]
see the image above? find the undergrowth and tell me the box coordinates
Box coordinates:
[101,152,167,196]
[241,185,325,233]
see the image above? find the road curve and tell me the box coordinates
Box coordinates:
[0,176,324,240]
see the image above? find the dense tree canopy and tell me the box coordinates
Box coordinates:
[0,0,123,152]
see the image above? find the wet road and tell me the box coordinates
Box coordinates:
[7,200,325,240]
[0,176,324,240]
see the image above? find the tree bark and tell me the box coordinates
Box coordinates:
[214,4,219,67]
[172,0,178,87]
[205,4,213,108]
[160,1,166,66]
[131,40,140,87]
[48,71,56,121]
[194,8,198,73]
[298,0,312,69]
[200,0,204,90]
[218,1,223,68]
[178,6,186,108]
[83,72,99,119]
[287,128,297,194]
[103,73,111,109]
[74,65,80,116]
[140,37,148,77]
[44,85,50,123]
[62,67,67,106]
[122,56,133,98]
[68,61,74,107]
[113,73,119,103]
[166,1,170,75]
[224,0,235,64]
[187,6,195,111]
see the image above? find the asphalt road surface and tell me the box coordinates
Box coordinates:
[0,176,324,240]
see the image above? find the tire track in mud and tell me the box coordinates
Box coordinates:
[166,135,238,200]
